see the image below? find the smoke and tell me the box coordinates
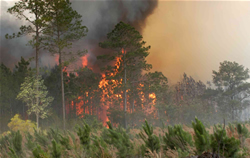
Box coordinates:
[0,0,158,70]
[143,1,250,84]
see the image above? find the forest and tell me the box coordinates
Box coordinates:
[1,0,250,157]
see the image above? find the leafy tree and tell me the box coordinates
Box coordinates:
[6,0,51,117]
[43,0,88,130]
[212,61,250,120]
[98,21,152,128]
[17,75,54,129]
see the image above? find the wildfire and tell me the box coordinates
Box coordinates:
[66,48,159,127]
[81,54,89,67]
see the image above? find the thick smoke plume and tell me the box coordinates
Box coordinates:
[0,0,158,71]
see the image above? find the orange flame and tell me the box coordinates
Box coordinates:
[81,54,89,67]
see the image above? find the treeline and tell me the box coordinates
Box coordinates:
[1,0,250,133]
[1,57,250,132]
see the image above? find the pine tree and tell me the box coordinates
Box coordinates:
[211,124,241,158]
[11,130,23,157]
[43,0,88,130]
[32,144,48,158]
[6,0,51,119]
[51,139,62,158]
[34,128,49,148]
[102,121,134,158]
[192,117,210,154]
[236,123,249,147]
[59,133,72,150]
[76,122,91,149]
[139,120,160,156]
[99,21,152,129]
[163,124,193,152]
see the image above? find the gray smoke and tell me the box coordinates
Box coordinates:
[0,0,158,70]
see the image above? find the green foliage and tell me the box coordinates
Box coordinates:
[0,132,11,150]
[103,121,134,158]
[59,133,71,150]
[8,147,18,158]
[51,139,62,158]
[11,130,22,156]
[8,114,36,133]
[76,122,91,149]
[25,131,35,150]
[192,117,210,154]
[163,124,193,152]
[33,145,49,158]
[90,135,111,158]
[34,128,49,148]
[139,120,160,156]
[47,128,61,143]
[212,61,250,121]
[17,75,54,129]
[236,123,249,146]
[210,124,241,157]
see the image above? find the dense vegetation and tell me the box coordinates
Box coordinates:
[1,115,250,157]
[1,1,250,157]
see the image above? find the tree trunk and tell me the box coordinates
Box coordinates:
[35,7,40,126]
[36,114,39,130]
[123,49,127,129]
[59,51,66,130]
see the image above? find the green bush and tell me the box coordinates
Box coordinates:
[51,139,62,158]
[103,121,134,158]
[163,124,193,152]
[192,117,210,154]
[33,144,49,158]
[236,123,249,146]
[76,121,91,149]
[139,120,161,156]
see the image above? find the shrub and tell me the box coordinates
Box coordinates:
[192,117,210,154]
[76,122,91,149]
[8,114,36,133]
[163,124,193,152]
[51,139,62,158]
[139,120,161,156]
[103,121,134,158]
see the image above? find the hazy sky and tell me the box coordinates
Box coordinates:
[143,1,250,84]
[1,1,250,85]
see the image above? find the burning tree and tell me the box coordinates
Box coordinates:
[98,21,152,128]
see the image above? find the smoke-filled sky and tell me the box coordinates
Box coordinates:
[1,1,250,84]
[144,1,250,84]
